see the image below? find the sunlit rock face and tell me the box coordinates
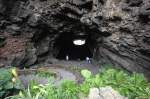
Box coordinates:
[0,0,150,79]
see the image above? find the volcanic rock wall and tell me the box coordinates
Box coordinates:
[0,0,150,79]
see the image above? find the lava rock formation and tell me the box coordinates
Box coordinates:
[0,0,150,79]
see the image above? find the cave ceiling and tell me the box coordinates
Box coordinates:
[0,0,150,79]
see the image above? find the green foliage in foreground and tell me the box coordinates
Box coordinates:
[0,68,22,98]
[8,80,80,99]
[80,68,150,99]
[6,67,150,99]
[35,69,56,78]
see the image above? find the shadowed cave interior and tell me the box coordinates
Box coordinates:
[0,0,150,81]
[54,32,95,60]
[1,0,150,98]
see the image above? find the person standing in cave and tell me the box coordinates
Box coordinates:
[86,57,91,63]
[66,55,69,61]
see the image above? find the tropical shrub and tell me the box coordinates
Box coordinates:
[0,68,22,98]
[35,68,56,78]
[6,66,150,99]
[9,80,79,99]
[80,68,150,99]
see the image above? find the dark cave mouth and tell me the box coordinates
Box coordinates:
[53,32,95,61]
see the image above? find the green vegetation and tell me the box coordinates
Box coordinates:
[35,68,56,78]
[2,66,150,99]
[8,80,80,99]
[0,68,22,98]
[80,67,150,99]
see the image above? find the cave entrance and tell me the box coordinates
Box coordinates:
[54,32,95,60]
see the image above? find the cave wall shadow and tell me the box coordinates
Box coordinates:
[53,32,96,60]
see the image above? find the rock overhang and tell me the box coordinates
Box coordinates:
[0,0,150,79]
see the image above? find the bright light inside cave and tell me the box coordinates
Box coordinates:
[73,39,86,45]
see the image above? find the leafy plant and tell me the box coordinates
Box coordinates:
[80,68,150,99]
[35,69,56,78]
[0,68,22,98]
[81,69,92,79]
[8,66,150,99]
[9,80,79,99]
[57,80,79,99]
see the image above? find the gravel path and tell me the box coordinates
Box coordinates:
[19,67,77,88]
[19,60,100,88]
[50,60,100,74]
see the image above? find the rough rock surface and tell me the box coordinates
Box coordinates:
[0,0,150,79]
[88,87,127,99]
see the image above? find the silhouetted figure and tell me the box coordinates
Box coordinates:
[66,55,69,61]
[86,57,91,63]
